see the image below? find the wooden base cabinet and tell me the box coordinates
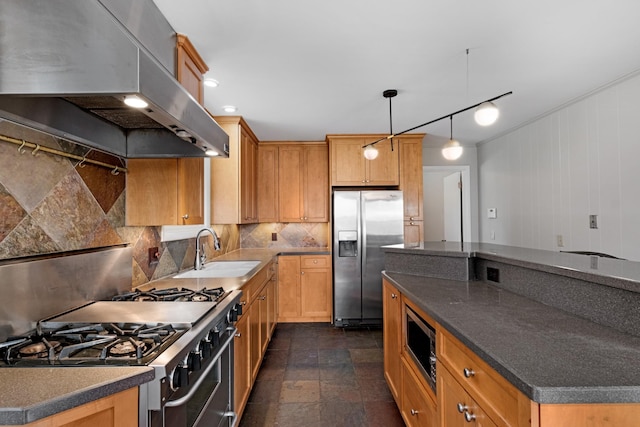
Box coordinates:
[402,358,438,427]
[8,388,138,427]
[439,366,497,427]
[234,260,277,422]
[277,255,331,322]
[383,280,402,403]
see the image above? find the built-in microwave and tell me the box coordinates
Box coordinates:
[405,304,437,393]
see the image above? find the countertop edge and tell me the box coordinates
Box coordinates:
[0,367,154,425]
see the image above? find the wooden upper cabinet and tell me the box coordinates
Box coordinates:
[176,34,208,104]
[278,143,328,222]
[211,116,259,224]
[257,144,279,222]
[398,135,424,220]
[328,135,399,186]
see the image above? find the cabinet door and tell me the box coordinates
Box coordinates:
[330,138,366,186]
[177,158,204,224]
[234,313,251,418]
[176,34,207,105]
[278,146,304,222]
[383,280,402,403]
[366,138,399,185]
[439,366,497,427]
[258,286,269,356]
[257,144,279,222]
[398,137,424,220]
[267,273,277,337]
[249,299,261,381]
[277,256,300,321]
[126,159,178,226]
[240,129,258,223]
[300,266,331,319]
[401,358,438,427]
[303,145,329,222]
[404,220,423,247]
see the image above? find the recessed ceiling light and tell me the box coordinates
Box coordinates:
[123,95,148,109]
[204,78,219,88]
[222,105,237,113]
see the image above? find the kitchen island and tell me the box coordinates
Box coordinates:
[382,242,640,426]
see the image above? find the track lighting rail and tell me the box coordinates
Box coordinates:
[362,91,513,148]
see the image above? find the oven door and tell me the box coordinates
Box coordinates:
[163,328,235,427]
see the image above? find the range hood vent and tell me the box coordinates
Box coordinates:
[0,0,229,158]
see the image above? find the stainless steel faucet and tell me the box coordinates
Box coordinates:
[194,228,221,270]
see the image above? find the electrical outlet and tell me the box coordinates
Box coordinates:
[271,232,278,241]
[556,235,564,247]
[487,267,500,283]
[589,215,598,229]
[148,247,159,266]
[490,230,496,240]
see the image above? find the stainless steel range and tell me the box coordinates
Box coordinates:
[0,285,242,427]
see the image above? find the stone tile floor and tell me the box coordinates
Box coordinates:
[238,322,405,427]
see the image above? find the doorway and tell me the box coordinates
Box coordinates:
[423,166,472,242]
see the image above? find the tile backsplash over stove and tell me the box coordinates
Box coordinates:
[0,122,327,288]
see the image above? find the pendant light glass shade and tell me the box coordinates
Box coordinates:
[474,101,499,126]
[363,145,379,160]
[442,139,463,160]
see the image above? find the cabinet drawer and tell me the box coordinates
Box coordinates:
[401,357,437,427]
[438,329,522,426]
[440,365,498,427]
[301,255,329,269]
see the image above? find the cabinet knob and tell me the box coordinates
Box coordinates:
[235,333,242,338]
[313,260,318,264]
[457,403,468,413]
[464,411,476,422]
[182,214,189,220]
[409,222,415,225]
[301,271,305,275]
[410,409,419,416]
[463,367,475,378]
[391,293,398,299]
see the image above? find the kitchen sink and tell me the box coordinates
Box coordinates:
[173,260,262,279]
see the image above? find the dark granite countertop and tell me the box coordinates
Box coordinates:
[0,366,154,425]
[384,242,640,293]
[383,271,640,404]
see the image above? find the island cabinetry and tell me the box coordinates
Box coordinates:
[277,255,331,322]
[126,34,206,226]
[398,135,424,245]
[383,279,402,403]
[278,143,329,222]
[234,260,276,421]
[438,329,532,427]
[439,366,497,427]
[328,135,399,186]
[402,357,438,427]
[211,116,259,224]
[6,387,138,427]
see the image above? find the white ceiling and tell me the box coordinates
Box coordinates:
[153,0,640,147]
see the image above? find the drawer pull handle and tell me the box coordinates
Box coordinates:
[391,293,398,299]
[457,403,468,413]
[410,409,418,416]
[463,367,475,378]
[464,411,476,422]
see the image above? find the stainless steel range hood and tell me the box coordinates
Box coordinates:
[0,0,229,158]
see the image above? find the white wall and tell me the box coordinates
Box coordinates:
[478,72,640,260]
[423,141,480,241]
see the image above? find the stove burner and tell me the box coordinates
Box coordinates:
[19,340,61,357]
[108,339,147,357]
[111,286,229,303]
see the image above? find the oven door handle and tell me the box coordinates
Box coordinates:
[165,326,236,408]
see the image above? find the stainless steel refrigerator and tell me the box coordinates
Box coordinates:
[332,190,404,327]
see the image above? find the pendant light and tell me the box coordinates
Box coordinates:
[475,101,500,126]
[441,115,463,160]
